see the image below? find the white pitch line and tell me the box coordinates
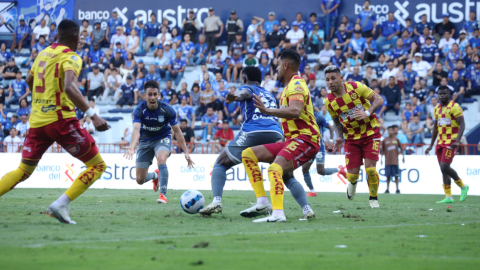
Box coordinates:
[17,221,474,248]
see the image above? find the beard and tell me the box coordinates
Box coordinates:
[278,74,285,85]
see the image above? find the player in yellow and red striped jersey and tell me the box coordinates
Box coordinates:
[0,20,109,224]
[425,86,469,204]
[240,50,320,223]
[323,65,385,209]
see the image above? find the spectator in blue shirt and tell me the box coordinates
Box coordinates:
[346,65,363,82]
[348,30,366,55]
[356,0,377,36]
[107,9,123,42]
[293,13,306,30]
[346,51,362,72]
[32,35,48,52]
[403,62,418,94]
[420,36,439,64]
[16,99,31,117]
[414,14,432,37]
[145,64,162,83]
[466,60,480,97]
[469,28,480,54]
[180,34,195,65]
[88,43,105,68]
[200,107,219,141]
[448,60,466,80]
[192,34,208,65]
[264,12,280,35]
[166,50,186,86]
[6,71,30,109]
[385,38,407,63]
[321,0,340,39]
[462,11,478,39]
[305,13,322,37]
[377,12,400,51]
[279,19,290,35]
[207,49,226,75]
[0,43,13,63]
[226,53,243,83]
[341,15,354,33]
[402,19,414,38]
[11,18,30,53]
[125,19,140,36]
[400,29,414,50]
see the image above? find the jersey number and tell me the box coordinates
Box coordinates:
[372,141,379,151]
[35,61,47,93]
[445,149,452,158]
[286,141,300,152]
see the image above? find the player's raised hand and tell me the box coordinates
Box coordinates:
[332,137,344,153]
[226,88,237,104]
[451,141,460,150]
[123,146,135,160]
[91,115,109,132]
[185,153,195,169]
[425,145,433,156]
[253,94,266,113]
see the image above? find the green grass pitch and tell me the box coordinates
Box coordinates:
[0,189,479,270]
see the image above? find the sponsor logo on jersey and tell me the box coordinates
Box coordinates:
[71,55,78,61]
[41,105,57,113]
[158,116,165,122]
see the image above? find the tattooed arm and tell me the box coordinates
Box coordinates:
[332,117,345,153]
[226,87,252,103]
[353,93,384,121]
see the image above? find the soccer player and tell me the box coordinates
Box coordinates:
[199,66,312,219]
[123,80,194,204]
[381,125,405,194]
[425,86,469,203]
[240,50,320,223]
[0,20,110,224]
[323,65,385,208]
[301,114,347,196]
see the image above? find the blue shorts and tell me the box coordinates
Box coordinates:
[309,141,326,164]
[136,136,172,168]
[385,165,399,177]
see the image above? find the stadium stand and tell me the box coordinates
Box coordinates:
[2,5,480,156]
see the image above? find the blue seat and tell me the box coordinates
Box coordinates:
[110,117,124,121]
[230,125,241,130]
[107,109,122,113]
[461,106,468,111]
[7,109,17,113]
[463,98,477,103]
[135,52,147,57]
[420,115,426,121]
[120,108,134,113]
[424,133,432,139]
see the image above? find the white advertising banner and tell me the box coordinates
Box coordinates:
[0,153,479,195]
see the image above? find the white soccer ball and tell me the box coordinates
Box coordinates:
[180,190,205,214]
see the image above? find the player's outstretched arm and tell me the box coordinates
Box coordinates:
[226,87,252,104]
[425,120,438,155]
[172,124,194,168]
[253,93,302,118]
[124,122,141,160]
[64,70,109,131]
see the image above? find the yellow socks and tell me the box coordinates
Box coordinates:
[454,179,465,188]
[268,163,284,211]
[346,173,359,184]
[443,184,452,198]
[0,162,36,197]
[65,154,106,201]
[242,148,267,198]
[366,167,379,197]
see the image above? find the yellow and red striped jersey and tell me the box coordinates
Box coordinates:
[29,43,82,128]
[279,75,321,144]
[324,81,380,140]
[434,101,463,146]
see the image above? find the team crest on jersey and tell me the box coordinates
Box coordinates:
[350,93,358,100]
[295,86,303,91]
[71,55,78,61]
[158,116,165,122]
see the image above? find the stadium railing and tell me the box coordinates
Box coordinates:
[1,143,479,155]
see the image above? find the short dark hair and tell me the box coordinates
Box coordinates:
[324,65,341,75]
[278,49,301,71]
[243,66,262,84]
[437,85,451,93]
[57,19,80,43]
[144,80,159,91]
[39,35,45,40]
[310,12,316,18]
[180,119,188,124]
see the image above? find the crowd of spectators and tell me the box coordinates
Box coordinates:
[2,1,480,152]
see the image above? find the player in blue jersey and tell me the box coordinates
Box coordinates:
[199,67,314,219]
[300,114,347,196]
[6,71,30,108]
[124,80,194,204]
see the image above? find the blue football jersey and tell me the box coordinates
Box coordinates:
[238,85,282,134]
[315,114,329,151]
[133,100,178,142]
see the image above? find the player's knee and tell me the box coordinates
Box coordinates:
[157,156,167,165]
[136,176,145,185]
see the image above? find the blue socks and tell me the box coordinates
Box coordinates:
[158,164,168,195]
[145,172,156,183]
[285,178,309,210]
[211,165,227,199]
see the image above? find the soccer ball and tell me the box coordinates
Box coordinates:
[180,190,205,214]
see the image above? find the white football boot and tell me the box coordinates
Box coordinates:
[303,209,316,220]
[199,202,223,215]
[347,182,357,200]
[46,201,76,224]
[252,214,287,223]
[240,203,272,218]
[369,199,380,209]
